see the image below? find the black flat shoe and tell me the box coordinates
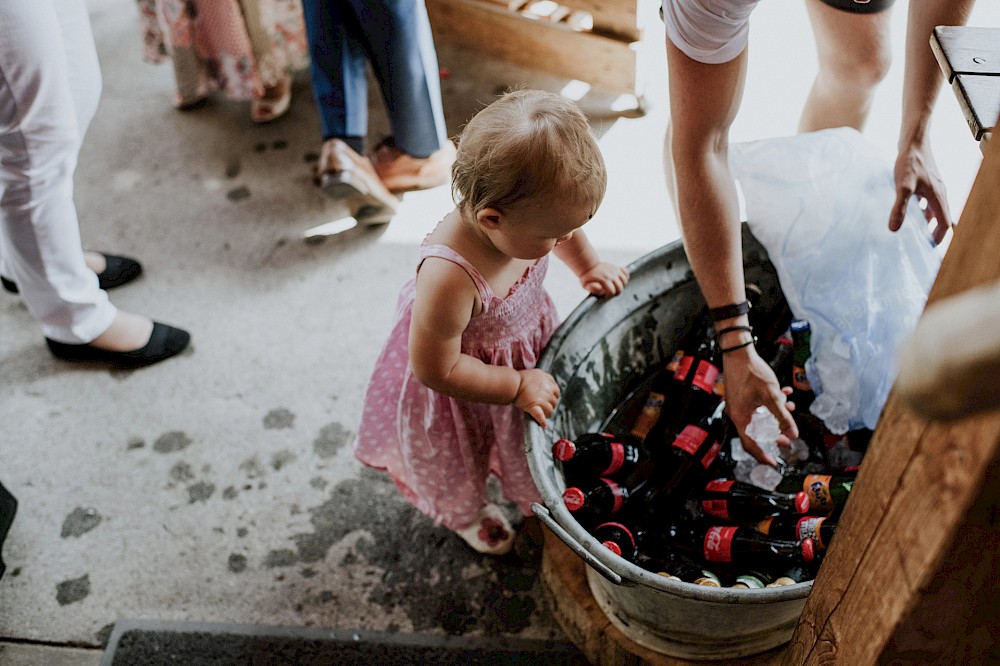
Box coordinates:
[0,482,17,581]
[1,253,143,294]
[46,322,191,368]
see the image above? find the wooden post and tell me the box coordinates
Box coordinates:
[783,113,1000,665]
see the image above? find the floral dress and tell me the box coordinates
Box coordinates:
[355,241,559,530]
[136,0,308,105]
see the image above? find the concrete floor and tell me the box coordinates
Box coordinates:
[1,0,997,663]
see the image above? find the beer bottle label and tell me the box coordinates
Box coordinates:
[804,474,834,513]
[674,356,719,394]
[792,365,811,392]
[600,441,626,476]
[672,424,707,456]
[704,525,737,563]
[797,516,827,550]
[630,392,665,442]
[756,516,774,535]
[702,479,734,520]
[666,350,684,373]
[700,439,722,470]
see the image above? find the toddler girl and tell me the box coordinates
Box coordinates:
[355,89,629,554]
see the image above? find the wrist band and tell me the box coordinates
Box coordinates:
[715,324,753,339]
[719,338,756,354]
[710,300,750,322]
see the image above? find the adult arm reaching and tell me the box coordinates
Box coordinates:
[890,0,977,243]
[665,38,798,466]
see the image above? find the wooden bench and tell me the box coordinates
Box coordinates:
[931,26,1000,147]
[425,0,643,105]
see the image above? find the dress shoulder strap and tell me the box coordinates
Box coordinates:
[419,243,496,305]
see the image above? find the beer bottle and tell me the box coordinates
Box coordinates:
[755,515,837,552]
[767,333,794,384]
[699,478,809,523]
[562,477,629,523]
[552,432,647,483]
[652,322,723,446]
[592,521,639,561]
[789,319,815,411]
[660,521,816,568]
[774,472,855,516]
[631,401,730,516]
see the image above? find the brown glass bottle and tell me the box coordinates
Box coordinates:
[754,514,837,552]
[699,478,809,523]
[552,432,647,483]
[562,477,629,523]
[660,521,816,568]
[774,472,855,516]
[631,401,729,517]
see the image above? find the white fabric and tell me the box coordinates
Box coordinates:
[661,0,761,64]
[0,0,116,343]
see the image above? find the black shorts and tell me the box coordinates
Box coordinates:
[819,0,895,14]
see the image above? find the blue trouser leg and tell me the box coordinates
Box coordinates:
[302,0,447,158]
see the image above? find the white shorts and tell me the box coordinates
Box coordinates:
[661,0,761,64]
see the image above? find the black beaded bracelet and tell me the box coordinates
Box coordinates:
[710,300,750,322]
[719,338,756,354]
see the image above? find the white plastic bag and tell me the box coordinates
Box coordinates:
[730,128,942,432]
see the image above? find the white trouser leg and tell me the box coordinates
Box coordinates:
[0,0,116,344]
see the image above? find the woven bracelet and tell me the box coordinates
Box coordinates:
[719,338,756,354]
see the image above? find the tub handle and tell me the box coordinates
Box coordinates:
[531,502,628,586]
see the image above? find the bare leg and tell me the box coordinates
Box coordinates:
[799,0,893,133]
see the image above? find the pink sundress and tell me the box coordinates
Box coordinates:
[355,242,559,530]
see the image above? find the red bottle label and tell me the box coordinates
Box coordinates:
[701,479,734,520]
[700,439,722,470]
[704,525,736,563]
[804,474,834,514]
[606,480,625,514]
[674,356,720,394]
[672,425,708,456]
[553,438,576,462]
[797,516,826,550]
[600,442,626,476]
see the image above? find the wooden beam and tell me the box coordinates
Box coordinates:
[782,105,1000,665]
[426,0,638,96]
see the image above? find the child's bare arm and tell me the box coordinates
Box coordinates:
[553,230,629,296]
[409,258,560,426]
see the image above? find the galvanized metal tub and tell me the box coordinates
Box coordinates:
[526,228,812,660]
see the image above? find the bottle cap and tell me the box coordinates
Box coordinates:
[790,319,811,333]
[562,487,585,511]
[734,574,765,589]
[694,576,721,587]
[794,491,809,514]
[552,438,576,461]
[601,540,622,557]
[801,537,816,563]
[766,577,798,587]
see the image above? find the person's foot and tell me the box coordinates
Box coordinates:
[370,137,457,193]
[46,311,190,368]
[314,138,399,223]
[2,252,142,294]
[454,504,515,555]
[251,74,293,124]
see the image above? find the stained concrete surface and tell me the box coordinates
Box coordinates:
[1,0,997,663]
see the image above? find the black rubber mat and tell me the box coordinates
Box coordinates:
[101,619,588,666]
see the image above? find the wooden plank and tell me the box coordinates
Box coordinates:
[543,0,642,42]
[783,110,1000,665]
[426,0,638,96]
[931,26,1000,82]
[952,73,1000,140]
[877,454,1000,665]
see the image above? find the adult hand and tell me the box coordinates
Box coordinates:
[721,348,798,466]
[514,368,561,428]
[890,139,952,245]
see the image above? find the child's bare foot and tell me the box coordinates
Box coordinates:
[251,74,292,123]
[454,504,515,555]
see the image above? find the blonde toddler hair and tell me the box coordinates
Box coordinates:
[451,89,607,217]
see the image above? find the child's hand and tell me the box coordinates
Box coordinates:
[514,368,561,428]
[579,262,629,297]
